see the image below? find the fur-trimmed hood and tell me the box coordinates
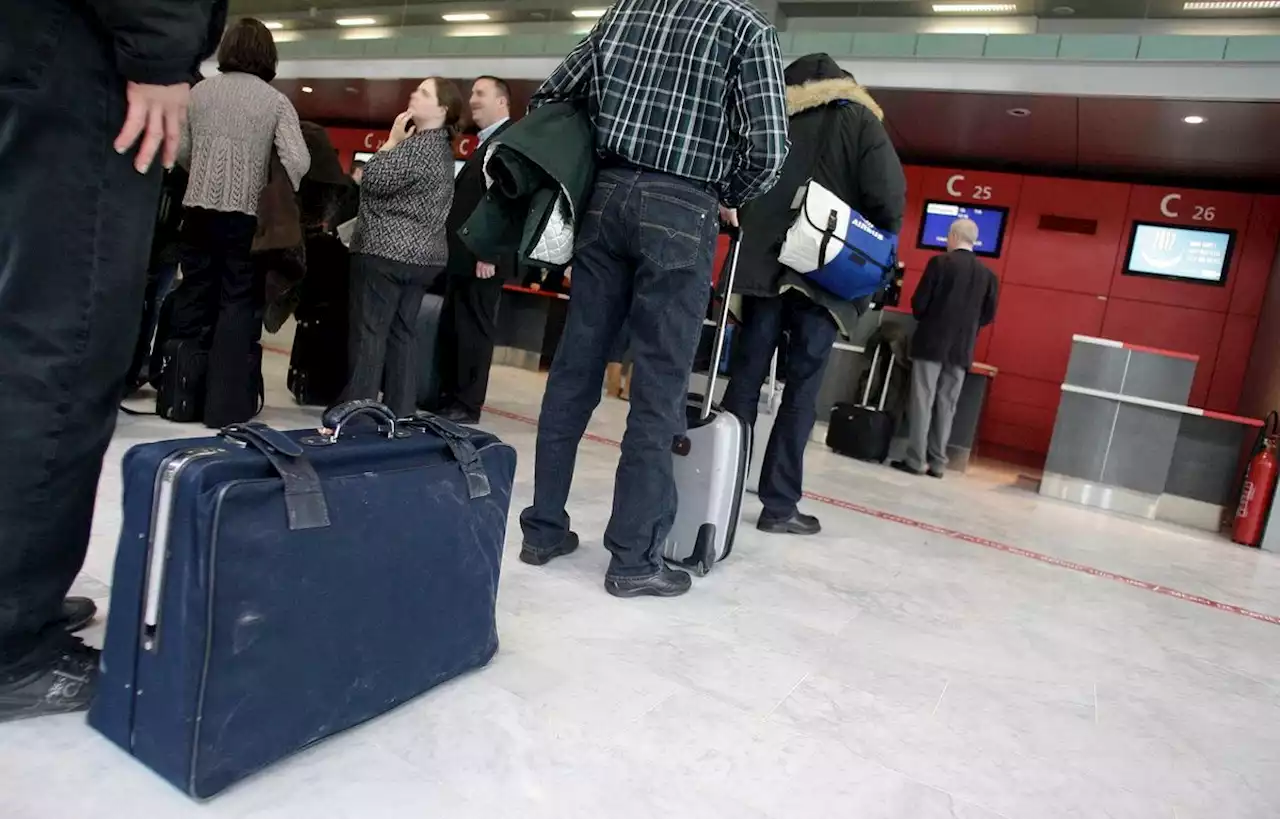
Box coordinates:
[786,78,883,121]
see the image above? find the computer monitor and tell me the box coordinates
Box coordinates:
[916,200,1010,258]
[1122,221,1235,287]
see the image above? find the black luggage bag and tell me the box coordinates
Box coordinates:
[288,232,350,406]
[827,343,897,463]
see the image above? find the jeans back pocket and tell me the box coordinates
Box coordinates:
[638,189,714,273]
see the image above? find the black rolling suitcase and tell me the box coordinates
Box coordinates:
[288,233,350,406]
[89,401,516,798]
[415,293,444,410]
[827,342,896,463]
[154,339,208,423]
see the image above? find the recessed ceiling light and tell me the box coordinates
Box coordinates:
[1007,107,1031,118]
[335,17,378,26]
[572,8,607,17]
[933,3,1018,12]
[262,21,284,30]
[1184,1,1280,9]
[442,12,491,22]
[1183,115,1206,124]
[301,86,313,93]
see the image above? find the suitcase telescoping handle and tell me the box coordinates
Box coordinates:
[701,226,742,422]
[858,343,896,412]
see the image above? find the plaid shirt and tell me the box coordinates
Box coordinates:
[530,0,790,208]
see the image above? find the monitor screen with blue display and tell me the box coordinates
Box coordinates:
[916,201,1010,258]
[1123,222,1235,286]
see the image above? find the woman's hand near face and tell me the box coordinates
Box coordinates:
[381,111,415,151]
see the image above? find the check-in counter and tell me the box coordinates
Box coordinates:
[492,284,569,372]
[1040,335,1263,531]
[692,307,996,473]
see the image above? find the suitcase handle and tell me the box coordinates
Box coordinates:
[221,423,332,530]
[321,400,399,442]
[403,412,492,500]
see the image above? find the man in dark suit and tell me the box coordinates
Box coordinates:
[436,76,516,424]
[892,218,999,479]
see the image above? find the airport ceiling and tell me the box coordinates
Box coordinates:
[231,0,1280,28]
[281,78,1280,187]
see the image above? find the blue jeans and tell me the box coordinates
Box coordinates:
[721,292,839,519]
[519,168,718,578]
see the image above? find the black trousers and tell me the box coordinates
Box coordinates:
[721,292,840,519]
[340,253,441,418]
[0,0,162,676]
[166,208,263,427]
[438,273,503,416]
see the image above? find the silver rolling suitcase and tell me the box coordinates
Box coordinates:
[665,231,751,576]
[745,351,782,495]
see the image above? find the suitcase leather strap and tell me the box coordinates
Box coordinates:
[405,413,492,500]
[221,422,332,530]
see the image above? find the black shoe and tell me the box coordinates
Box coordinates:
[520,532,580,566]
[437,405,481,425]
[927,468,945,479]
[58,597,97,633]
[0,640,99,724]
[757,511,822,535]
[605,568,692,598]
[891,460,924,477]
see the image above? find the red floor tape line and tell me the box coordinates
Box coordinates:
[481,405,1280,628]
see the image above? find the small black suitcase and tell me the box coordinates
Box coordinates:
[155,339,208,423]
[288,233,350,406]
[415,293,444,410]
[827,343,896,463]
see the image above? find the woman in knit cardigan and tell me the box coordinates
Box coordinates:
[167,18,310,427]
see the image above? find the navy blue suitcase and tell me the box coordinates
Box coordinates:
[88,401,515,798]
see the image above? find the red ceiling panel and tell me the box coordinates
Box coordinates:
[1206,313,1261,414]
[1108,185,1255,313]
[1230,195,1280,317]
[1099,297,1227,407]
[984,283,1108,383]
[1003,177,1131,296]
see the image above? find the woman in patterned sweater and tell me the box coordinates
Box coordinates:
[340,77,463,417]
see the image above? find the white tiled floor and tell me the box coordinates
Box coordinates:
[4,342,1280,818]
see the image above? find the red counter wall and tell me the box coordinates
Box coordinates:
[897,166,1280,467]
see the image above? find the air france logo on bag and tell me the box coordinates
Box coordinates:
[850,214,885,243]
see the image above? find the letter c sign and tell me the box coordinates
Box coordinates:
[946,174,965,197]
[1160,193,1182,218]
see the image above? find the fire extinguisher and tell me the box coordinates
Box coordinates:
[1233,411,1279,547]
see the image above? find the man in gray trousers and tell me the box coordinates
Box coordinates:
[892,219,998,479]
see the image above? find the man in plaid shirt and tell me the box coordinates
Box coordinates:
[518,0,790,599]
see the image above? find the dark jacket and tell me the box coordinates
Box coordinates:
[89,0,227,86]
[460,102,596,270]
[737,53,906,337]
[446,121,519,280]
[911,249,999,369]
